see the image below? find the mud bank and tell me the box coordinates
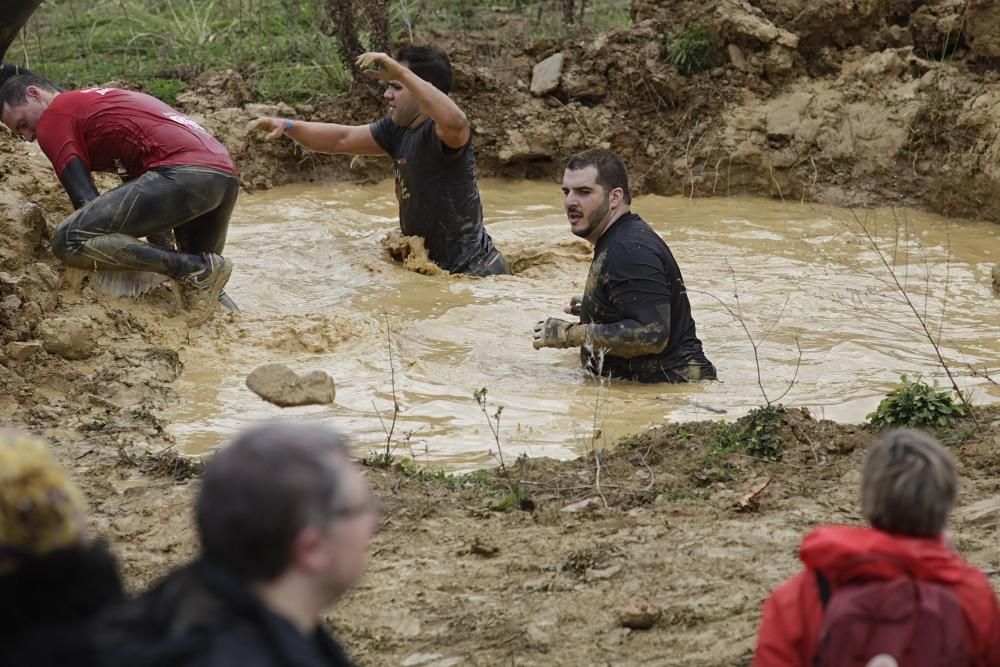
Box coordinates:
[101,0,1000,224]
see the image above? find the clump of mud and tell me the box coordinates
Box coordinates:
[380,231,447,276]
[503,237,593,278]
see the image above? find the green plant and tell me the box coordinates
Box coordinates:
[867,374,966,429]
[363,450,395,468]
[665,23,719,75]
[741,405,784,461]
[473,387,506,471]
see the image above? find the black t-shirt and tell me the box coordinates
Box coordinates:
[580,212,712,381]
[369,116,498,273]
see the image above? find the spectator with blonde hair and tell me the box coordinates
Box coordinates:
[0,429,124,667]
[753,428,1000,667]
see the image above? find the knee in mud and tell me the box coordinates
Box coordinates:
[50,220,75,261]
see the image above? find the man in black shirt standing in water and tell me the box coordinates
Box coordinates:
[532,149,716,383]
[248,45,509,276]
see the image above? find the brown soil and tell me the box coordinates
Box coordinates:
[3,1,1000,664]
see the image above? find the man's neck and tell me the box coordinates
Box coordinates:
[253,574,326,635]
[589,206,631,245]
[408,112,430,129]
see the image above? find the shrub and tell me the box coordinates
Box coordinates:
[867,374,966,429]
[665,23,720,75]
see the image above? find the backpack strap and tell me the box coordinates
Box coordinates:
[815,570,832,608]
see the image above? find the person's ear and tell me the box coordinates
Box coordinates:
[609,187,625,209]
[291,525,327,572]
[25,85,41,103]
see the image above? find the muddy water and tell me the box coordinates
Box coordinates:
[168,180,1000,465]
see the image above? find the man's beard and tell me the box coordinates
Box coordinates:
[570,194,610,239]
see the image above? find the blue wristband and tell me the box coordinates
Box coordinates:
[282,118,293,134]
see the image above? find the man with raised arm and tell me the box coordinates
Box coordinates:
[0,74,238,325]
[249,45,509,277]
[532,148,716,383]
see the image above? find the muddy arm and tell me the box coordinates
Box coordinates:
[0,0,43,64]
[586,304,671,358]
[59,158,99,209]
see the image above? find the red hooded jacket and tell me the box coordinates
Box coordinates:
[752,525,1000,667]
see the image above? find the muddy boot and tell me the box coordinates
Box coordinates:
[179,254,233,326]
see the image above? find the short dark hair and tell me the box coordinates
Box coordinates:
[0,64,35,89]
[393,44,453,94]
[196,423,351,581]
[0,73,59,111]
[861,429,957,538]
[566,148,632,204]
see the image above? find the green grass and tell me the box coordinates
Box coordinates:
[9,0,631,105]
[10,0,352,104]
[664,22,720,75]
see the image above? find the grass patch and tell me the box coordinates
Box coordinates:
[11,0,352,103]
[664,22,720,75]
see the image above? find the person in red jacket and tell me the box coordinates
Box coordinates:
[753,428,1000,667]
[0,73,237,325]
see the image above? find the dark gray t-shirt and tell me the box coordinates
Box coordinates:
[581,213,712,382]
[369,116,498,273]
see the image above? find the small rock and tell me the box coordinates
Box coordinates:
[400,654,444,667]
[1,295,21,311]
[530,52,564,96]
[727,44,747,70]
[246,363,336,407]
[37,316,97,360]
[586,564,623,581]
[992,262,999,293]
[5,341,43,361]
[526,619,554,650]
[560,496,602,512]
[617,604,661,630]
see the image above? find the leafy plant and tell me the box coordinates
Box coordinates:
[665,23,720,75]
[742,405,785,461]
[867,374,966,429]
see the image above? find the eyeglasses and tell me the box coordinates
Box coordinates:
[328,497,380,521]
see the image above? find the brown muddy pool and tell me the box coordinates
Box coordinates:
[168,179,1000,466]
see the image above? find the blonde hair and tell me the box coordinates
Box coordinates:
[0,430,87,571]
[861,429,956,538]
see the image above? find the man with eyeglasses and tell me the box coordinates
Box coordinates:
[99,423,377,667]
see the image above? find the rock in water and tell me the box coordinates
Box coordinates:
[246,363,336,407]
[993,262,1000,294]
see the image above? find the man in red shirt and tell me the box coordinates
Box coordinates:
[0,74,237,325]
[753,429,1000,666]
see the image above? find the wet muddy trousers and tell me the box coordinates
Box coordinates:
[460,248,511,277]
[51,166,238,279]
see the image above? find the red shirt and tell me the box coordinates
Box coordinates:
[753,525,1000,667]
[35,88,236,180]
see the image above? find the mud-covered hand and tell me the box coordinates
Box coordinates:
[533,318,587,349]
[245,117,287,141]
[356,52,407,81]
[563,295,583,316]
